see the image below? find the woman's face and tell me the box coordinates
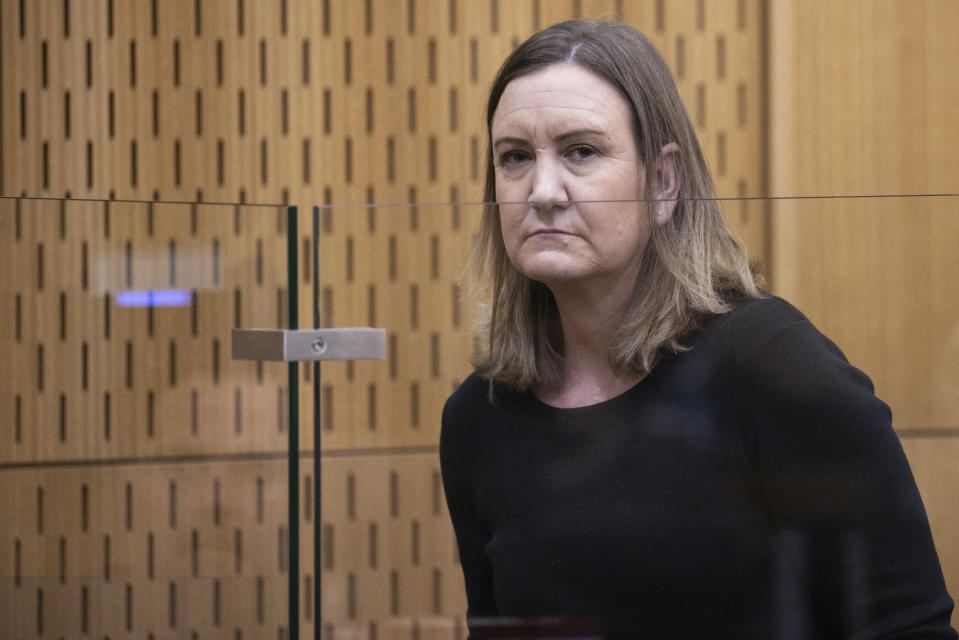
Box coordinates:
[492,64,654,295]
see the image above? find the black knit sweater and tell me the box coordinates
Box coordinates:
[441,295,955,639]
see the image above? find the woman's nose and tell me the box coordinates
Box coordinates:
[528,156,568,209]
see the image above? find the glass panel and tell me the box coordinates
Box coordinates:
[304,195,959,637]
[0,197,291,638]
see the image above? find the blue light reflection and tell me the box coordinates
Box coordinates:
[115,289,192,307]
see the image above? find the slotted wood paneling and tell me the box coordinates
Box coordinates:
[2,1,768,637]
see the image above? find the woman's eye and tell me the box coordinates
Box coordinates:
[499,150,530,166]
[567,145,598,162]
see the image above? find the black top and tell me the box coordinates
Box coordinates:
[440,295,956,639]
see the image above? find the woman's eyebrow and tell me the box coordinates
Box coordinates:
[493,128,606,149]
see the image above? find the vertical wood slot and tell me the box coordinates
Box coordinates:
[104,391,111,440]
[19,92,25,138]
[344,39,352,85]
[234,528,242,573]
[59,394,67,441]
[409,284,419,329]
[386,39,394,84]
[169,340,177,386]
[410,382,419,428]
[388,235,397,280]
[15,539,22,586]
[390,571,399,614]
[152,91,160,136]
[323,525,334,570]
[408,88,417,133]
[347,574,356,619]
[259,39,267,85]
[130,139,138,187]
[86,141,94,188]
[469,39,479,85]
[367,284,376,326]
[433,569,443,613]
[322,285,333,326]
[386,137,395,182]
[216,40,224,86]
[107,0,114,37]
[213,579,222,626]
[19,0,25,37]
[82,341,89,389]
[428,137,437,181]
[108,91,115,137]
[15,395,22,443]
[280,0,288,34]
[407,0,415,34]
[696,84,706,127]
[37,343,44,392]
[125,341,133,388]
[278,526,289,573]
[191,530,199,575]
[490,0,498,32]
[452,283,461,328]
[255,237,263,284]
[346,473,356,520]
[411,520,421,564]
[85,40,93,86]
[150,0,158,36]
[365,87,374,134]
[237,0,245,35]
[59,291,67,339]
[281,89,289,135]
[169,582,177,628]
[194,0,203,35]
[323,384,333,431]
[303,477,312,522]
[428,39,437,83]
[388,334,398,379]
[191,388,198,434]
[37,588,43,636]
[195,89,203,136]
[214,478,221,525]
[212,338,220,384]
[260,138,268,184]
[431,332,441,378]
[216,139,224,185]
[125,481,133,529]
[81,586,88,632]
[256,477,264,523]
[717,131,727,176]
[169,480,177,528]
[738,83,747,126]
[303,138,311,184]
[64,91,72,138]
[322,88,331,134]
[532,0,540,30]
[368,522,378,568]
[42,41,48,88]
[430,234,440,278]
[449,87,458,132]
[148,532,155,579]
[42,142,50,190]
[213,237,220,285]
[104,292,111,339]
[256,577,264,623]
[321,0,330,34]
[130,40,137,87]
[59,536,67,584]
[190,290,198,335]
[103,534,111,581]
[173,40,181,86]
[573,0,582,18]
[389,471,399,517]
[368,383,376,430]
[345,235,354,281]
[302,39,310,84]
[125,583,133,630]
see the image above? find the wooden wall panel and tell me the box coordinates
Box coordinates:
[2,1,767,637]
[768,0,959,624]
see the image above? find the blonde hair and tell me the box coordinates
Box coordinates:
[470,20,761,392]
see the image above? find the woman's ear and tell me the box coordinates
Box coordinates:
[652,142,681,225]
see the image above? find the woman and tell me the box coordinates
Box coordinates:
[440,20,956,639]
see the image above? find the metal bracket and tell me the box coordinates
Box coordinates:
[231,328,387,362]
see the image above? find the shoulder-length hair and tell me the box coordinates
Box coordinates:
[469,20,761,392]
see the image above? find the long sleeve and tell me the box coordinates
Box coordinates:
[743,316,956,638]
[440,382,498,624]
